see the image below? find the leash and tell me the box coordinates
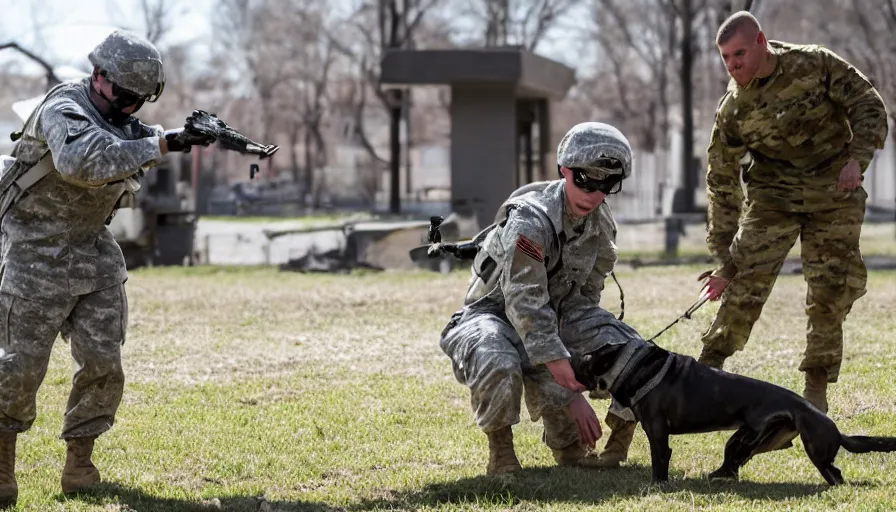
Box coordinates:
[610,271,625,321]
[420,217,703,338]
[647,291,712,342]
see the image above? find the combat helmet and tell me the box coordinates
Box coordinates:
[557,122,633,181]
[88,30,165,104]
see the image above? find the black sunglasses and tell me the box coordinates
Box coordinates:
[99,70,164,105]
[570,168,624,195]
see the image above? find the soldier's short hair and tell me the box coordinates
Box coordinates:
[716,10,761,46]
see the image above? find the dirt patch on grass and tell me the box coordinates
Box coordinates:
[120,264,896,409]
[122,268,466,385]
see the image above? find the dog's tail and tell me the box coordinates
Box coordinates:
[841,435,896,454]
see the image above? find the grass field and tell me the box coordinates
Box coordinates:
[12,265,896,511]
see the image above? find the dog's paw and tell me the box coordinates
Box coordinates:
[588,388,611,400]
[707,468,739,481]
[647,478,673,490]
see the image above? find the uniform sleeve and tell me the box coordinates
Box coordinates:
[705,108,747,276]
[39,97,163,187]
[137,122,165,138]
[581,205,619,304]
[499,206,569,366]
[822,47,889,169]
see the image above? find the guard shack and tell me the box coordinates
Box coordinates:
[380,47,575,227]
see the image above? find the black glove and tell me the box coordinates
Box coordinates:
[164,127,216,153]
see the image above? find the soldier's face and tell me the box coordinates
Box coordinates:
[560,167,607,217]
[718,29,765,86]
[93,74,141,114]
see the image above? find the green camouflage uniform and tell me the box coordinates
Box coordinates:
[702,41,889,381]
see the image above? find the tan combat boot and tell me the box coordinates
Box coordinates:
[486,427,522,476]
[698,347,728,370]
[61,436,101,494]
[0,432,17,508]
[804,368,829,414]
[592,414,637,469]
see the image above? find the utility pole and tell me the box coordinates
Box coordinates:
[381,0,405,214]
[678,0,696,214]
[666,0,696,258]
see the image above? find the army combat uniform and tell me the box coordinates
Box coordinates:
[440,175,654,469]
[0,29,171,504]
[701,41,889,407]
[0,77,163,440]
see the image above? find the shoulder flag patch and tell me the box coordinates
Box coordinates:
[516,235,544,263]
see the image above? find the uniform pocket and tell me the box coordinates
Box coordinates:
[119,284,129,345]
[0,294,12,353]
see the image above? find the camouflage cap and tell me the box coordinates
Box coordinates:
[88,30,165,101]
[557,122,633,180]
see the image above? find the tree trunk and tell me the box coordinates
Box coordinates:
[678,0,697,213]
[304,126,314,206]
[404,89,413,196]
[289,123,301,184]
[389,88,403,213]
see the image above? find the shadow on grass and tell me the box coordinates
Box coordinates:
[347,463,832,510]
[57,482,342,512]
[54,468,871,511]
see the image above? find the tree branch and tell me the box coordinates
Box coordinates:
[352,63,388,165]
[0,42,60,89]
[598,0,654,66]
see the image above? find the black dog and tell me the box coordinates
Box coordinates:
[572,343,896,485]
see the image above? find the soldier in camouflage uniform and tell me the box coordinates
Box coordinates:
[439,122,644,475]
[0,30,213,505]
[697,12,889,414]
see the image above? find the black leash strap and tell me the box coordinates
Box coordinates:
[647,293,711,342]
[610,271,625,321]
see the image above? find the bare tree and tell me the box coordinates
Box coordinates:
[844,0,896,129]
[454,0,585,51]
[140,0,177,45]
[331,0,446,213]
[288,0,338,206]
[0,42,60,90]
[757,0,896,129]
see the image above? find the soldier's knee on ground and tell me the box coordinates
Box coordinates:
[552,440,604,468]
[539,406,580,451]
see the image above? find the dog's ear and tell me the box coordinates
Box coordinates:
[572,354,598,390]
[572,354,592,373]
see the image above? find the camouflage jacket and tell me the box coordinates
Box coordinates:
[706,40,889,271]
[463,179,619,366]
[2,78,163,299]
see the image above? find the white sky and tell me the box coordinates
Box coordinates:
[0,0,590,76]
[0,0,216,74]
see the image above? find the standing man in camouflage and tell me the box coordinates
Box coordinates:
[698,11,889,413]
[439,122,642,476]
[0,30,213,505]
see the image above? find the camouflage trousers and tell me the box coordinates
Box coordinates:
[0,283,128,438]
[702,198,867,382]
[440,302,633,449]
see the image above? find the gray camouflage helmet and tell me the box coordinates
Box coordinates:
[88,30,165,102]
[557,122,633,180]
